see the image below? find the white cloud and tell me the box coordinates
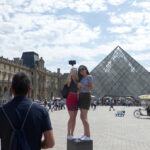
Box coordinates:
[143,12,150,25]
[113,33,150,52]
[109,12,144,27]
[109,15,123,24]
[121,12,144,26]
[131,52,150,72]
[77,60,99,72]
[0,11,101,54]
[0,0,129,16]
[0,22,15,34]
[5,0,26,7]
[1,0,150,73]
[132,52,150,61]
[36,45,100,62]
[145,67,150,72]
[108,0,127,6]
[52,24,100,45]
[74,0,91,12]
[91,0,107,11]
[107,10,150,53]
[54,0,107,12]
[117,23,150,52]
[107,26,132,33]
[1,0,108,14]
[132,1,150,10]
[0,4,14,21]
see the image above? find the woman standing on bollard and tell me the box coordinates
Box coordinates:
[66,68,78,140]
[78,65,93,140]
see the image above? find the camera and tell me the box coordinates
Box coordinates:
[69,60,76,66]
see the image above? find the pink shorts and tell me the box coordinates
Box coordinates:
[66,93,78,111]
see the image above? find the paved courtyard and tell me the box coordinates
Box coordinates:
[47,106,150,150]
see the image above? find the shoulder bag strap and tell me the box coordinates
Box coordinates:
[2,103,33,130]
[21,103,33,129]
[2,107,15,130]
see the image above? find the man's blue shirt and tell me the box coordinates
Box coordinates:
[0,96,52,150]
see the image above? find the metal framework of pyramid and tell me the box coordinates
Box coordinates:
[91,46,150,99]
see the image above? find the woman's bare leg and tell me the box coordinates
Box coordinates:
[80,109,90,137]
[68,110,78,136]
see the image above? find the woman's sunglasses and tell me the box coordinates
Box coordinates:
[79,68,86,71]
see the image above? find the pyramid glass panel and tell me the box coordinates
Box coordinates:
[91,46,150,99]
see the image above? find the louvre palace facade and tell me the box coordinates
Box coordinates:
[0,52,67,100]
[91,46,150,99]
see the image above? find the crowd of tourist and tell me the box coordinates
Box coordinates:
[34,98,66,112]
[91,98,139,107]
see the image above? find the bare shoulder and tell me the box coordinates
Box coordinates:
[87,75,93,82]
[87,75,92,77]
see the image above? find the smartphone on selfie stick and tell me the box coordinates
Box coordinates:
[69,60,76,66]
[69,60,77,73]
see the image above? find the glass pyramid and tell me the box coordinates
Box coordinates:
[91,46,150,99]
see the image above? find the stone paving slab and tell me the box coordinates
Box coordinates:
[44,106,150,150]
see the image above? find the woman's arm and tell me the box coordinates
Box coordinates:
[78,81,93,91]
[66,75,71,87]
[78,76,93,91]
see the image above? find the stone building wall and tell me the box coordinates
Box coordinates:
[0,55,66,100]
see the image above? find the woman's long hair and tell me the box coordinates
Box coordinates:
[78,65,90,82]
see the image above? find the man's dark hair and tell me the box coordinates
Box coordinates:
[12,72,30,95]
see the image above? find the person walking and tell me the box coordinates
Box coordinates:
[109,98,115,111]
[78,65,93,141]
[93,100,97,110]
[0,72,55,150]
[66,68,78,140]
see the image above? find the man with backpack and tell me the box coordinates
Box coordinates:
[0,72,55,150]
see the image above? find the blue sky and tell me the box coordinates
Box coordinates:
[0,0,150,73]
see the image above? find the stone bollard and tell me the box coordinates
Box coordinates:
[67,138,93,150]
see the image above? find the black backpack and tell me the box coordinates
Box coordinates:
[2,103,33,150]
[61,84,69,98]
